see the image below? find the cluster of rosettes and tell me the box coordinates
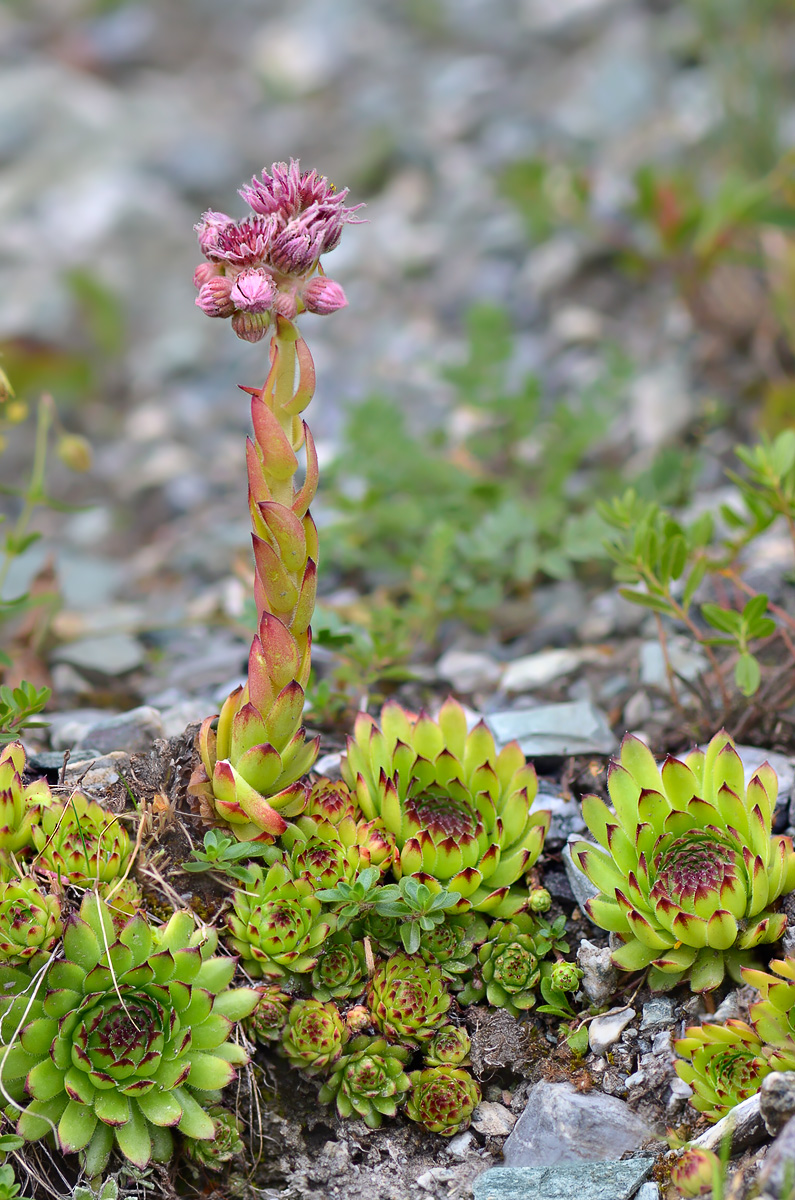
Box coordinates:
[230,765,581,1137]
[194,160,362,342]
[0,742,143,959]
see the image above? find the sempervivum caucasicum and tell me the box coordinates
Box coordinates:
[32,792,130,886]
[226,860,335,979]
[0,896,257,1175]
[0,878,61,965]
[674,1019,771,1121]
[0,742,50,854]
[341,698,550,918]
[367,952,451,1045]
[745,956,795,1072]
[405,1066,481,1136]
[670,1148,722,1198]
[318,1035,411,1128]
[571,732,795,992]
[424,1025,471,1068]
[281,998,346,1075]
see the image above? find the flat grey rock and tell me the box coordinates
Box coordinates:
[538,791,586,844]
[486,701,615,757]
[502,1080,652,1167]
[72,706,165,754]
[52,634,145,677]
[435,648,502,693]
[473,1159,654,1200]
[501,648,604,693]
[640,999,675,1030]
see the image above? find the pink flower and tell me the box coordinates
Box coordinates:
[195,210,235,260]
[211,216,275,267]
[196,276,236,318]
[301,276,347,315]
[230,268,276,314]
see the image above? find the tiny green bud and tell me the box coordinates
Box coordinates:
[551,961,582,993]
[3,399,27,425]
[528,887,552,914]
[57,433,92,473]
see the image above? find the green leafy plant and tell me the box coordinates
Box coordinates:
[341,697,550,917]
[182,828,271,883]
[318,1036,412,1129]
[404,1066,481,1136]
[673,1019,771,1122]
[599,429,795,707]
[0,1164,31,1200]
[1,896,258,1175]
[571,731,795,992]
[367,952,452,1046]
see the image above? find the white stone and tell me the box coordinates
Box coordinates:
[472,1102,517,1136]
[588,1007,636,1056]
[502,648,604,693]
[436,648,502,693]
[551,305,604,345]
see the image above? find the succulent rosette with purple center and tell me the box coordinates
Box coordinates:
[572,731,795,992]
[341,697,550,918]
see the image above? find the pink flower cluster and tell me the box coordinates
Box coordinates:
[194,161,362,342]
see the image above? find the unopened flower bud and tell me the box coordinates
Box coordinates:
[196,277,236,319]
[528,887,552,914]
[670,1147,721,1198]
[301,276,347,316]
[345,1005,372,1035]
[57,434,92,473]
[550,961,582,993]
[273,289,298,319]
[230,268,276,314]
[231,311,270,343]
[193,262,221,290]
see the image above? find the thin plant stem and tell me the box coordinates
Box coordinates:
[654,612,686,715]
[0,394,53,600]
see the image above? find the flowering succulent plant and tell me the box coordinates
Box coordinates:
[0,743,49,854]
[0,877,61,965]
[368,952,452,1045]
[282,998,347,1075]
[1,896,258,1175]
[572,731,795,991]
[674,1019,771,1121]
[318,1035,411,1128]
[405,1066,481,1136]
[190,162,360,843]
[341,697,550,917]
[32,793,130,886]
[226,861,335,979]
